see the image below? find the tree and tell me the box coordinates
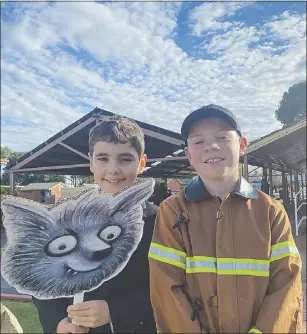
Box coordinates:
[1,146,13,158]
[68,175,94,187]
[275,81,306,126]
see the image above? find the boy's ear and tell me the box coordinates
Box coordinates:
[239,137,248,156]
[137,154,147,175]
[109,178,155,214]
[185,147,192,162]
[89,152,94,173]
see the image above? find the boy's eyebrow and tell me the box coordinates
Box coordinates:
[190,128,232,138]
[189,134,202,139]
[94,152,109,157]
[118,152,136,158]
[94,152,136,158]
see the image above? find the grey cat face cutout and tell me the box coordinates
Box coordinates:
[1,178,155,299]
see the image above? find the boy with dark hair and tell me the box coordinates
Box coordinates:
[149,104,303,333]
[33,115,157,334]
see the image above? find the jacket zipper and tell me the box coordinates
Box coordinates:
[216,193,230,220]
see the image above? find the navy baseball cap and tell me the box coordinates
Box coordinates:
[181,104,242,139]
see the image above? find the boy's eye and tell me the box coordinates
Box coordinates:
[217,135,229,140]
[194,140,204,145]
[121,158,133,163]
[98,157,108,162]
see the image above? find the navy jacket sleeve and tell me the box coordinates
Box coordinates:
[32,296,71,334]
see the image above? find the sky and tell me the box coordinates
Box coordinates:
[1,1,306,153]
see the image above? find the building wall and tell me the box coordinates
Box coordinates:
[167,179,181,193]
[19,190,41,203]
[18,185,61,204]
[50,184,62,203]
[61,186,90,199]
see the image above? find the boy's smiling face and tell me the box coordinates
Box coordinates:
[185,117,247,181]
[89,141,147,193]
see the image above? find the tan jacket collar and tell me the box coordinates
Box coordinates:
[184,175,258,201]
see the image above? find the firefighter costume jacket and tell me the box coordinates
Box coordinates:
[149,176,303,333]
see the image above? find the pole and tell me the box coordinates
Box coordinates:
[289,170,294,204]
[269,163,273,197]
[243,154,249,182]
[300,173,304,200]
[294,191,299,237]
[9,171,15,195]
[281,166,287,207]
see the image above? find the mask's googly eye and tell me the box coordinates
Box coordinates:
[99,226,122,242]
[46,235,77,257]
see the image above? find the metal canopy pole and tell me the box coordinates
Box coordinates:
[269,163,273,197]
[243,154,249,182]
[281,166,288,208]
[289,170,294,204]
[301,173,305,200]
[263,166,268,194]
[294,171,300,202]
[9,171,15,195]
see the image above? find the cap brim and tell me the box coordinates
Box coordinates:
[181,108,238,139]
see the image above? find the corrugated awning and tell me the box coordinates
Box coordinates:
[246,119,306,173]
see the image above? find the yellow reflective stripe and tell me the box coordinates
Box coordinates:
[186,267,217,273]
[186,257,270,276]
[150,242,186,257]
[148,253,186,269]
[218,270,269,277]
[271,241,297,251]
[149,242,186,269]
[217,258,269,277]
[270,241,300,262]
[186,256,217,274]
[218,258,269,265]
[248,327,262,333]
[187,256,216,261]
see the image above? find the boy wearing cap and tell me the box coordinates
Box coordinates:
[149,105,303,333]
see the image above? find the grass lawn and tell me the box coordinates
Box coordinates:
[1,300,42,333]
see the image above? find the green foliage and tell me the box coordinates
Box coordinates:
[275,81,306,126]
[0,185,10,195]
[1,146,13,158]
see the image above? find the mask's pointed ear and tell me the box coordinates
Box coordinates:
[109,178,155,214]
[1,197,53,230]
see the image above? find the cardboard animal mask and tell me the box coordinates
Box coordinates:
[1,178,155,299]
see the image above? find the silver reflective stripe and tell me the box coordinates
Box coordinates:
[271,244,299,259]
[217,262,269,271]
[186,259,216,269]
[149,246,186,263]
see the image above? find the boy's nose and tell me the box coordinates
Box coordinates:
[204,142,220,152]
[107,162,121,174]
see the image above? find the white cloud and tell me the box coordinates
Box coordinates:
[189,2,249,36]
[264,11,306,43]
[1,2,306,154]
